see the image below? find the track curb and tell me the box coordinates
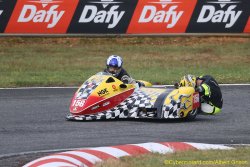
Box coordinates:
[23,142,233,167]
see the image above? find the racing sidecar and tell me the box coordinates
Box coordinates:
[66,72,200,121]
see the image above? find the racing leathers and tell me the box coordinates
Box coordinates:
[104,68,135,84]
[196,75,223,114]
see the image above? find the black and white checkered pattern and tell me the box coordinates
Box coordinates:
[162,93,192,119]
[67,88,165,121]
[162,99,181,118]
[66,84,197,121]
[76,81,99,99]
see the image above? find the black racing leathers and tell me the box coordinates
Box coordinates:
[104,68,134,84]
[197,75,223,109]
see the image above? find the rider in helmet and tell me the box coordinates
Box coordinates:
[179,74,197,88]
[104,55,135,84]
[178,74,223,115]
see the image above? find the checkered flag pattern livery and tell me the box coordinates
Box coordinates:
[76,81,99,99]
[67,88,164,121]
[162,94,192,119]
[162,99,181,119]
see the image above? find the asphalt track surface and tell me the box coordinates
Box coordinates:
[0,85,250,166]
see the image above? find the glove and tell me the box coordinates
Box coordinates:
[195,86,204,93]
[174,82,179,89]
[137,81,145,87]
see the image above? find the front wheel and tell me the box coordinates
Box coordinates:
[184,108,198,121]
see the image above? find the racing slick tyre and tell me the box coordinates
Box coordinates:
[184,108,198,121]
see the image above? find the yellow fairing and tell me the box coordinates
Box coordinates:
[137,80,153,87]
[140,87,166,104]
[163,87,195,118]
[91,75,135,99]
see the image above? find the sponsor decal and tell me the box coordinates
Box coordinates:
[91,105,100,110]
[0,0,17,32]
[127,0,197,33]
[193,93,199,104]
[5,0,78,33]
[187,0,250,32]
[68,0,138,33]
[192,92,200,109]
[79,4,124,29]
[112,84,118,91]
[102,101,110,107]
[112,85,117,89]
[198,0,242,28]
[97,88,109,96]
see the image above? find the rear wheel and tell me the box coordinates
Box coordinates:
[184,108,198,121]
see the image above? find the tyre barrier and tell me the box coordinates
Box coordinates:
[23,142,233,167]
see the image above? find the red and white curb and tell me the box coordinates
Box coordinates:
[23,142,233,167]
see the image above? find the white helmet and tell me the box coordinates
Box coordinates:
[106,55,123,68]
[106,55,123,76]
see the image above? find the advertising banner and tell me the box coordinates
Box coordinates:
[68,0,138,33]
[5,0,78,33]
[0,0,249,34]
[127,0,197,33]
[0,0,17,32]
[186,0,250,33]
[244,17,250,33]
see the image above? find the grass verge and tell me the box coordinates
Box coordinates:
[0,37,249,87]
[95,147,250,167]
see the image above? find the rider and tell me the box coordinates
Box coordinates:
[104,55,135,84]
[178,74,223,115]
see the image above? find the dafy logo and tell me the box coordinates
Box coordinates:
[17,0,65,28]
[78,0,125,28]
[139,0,183,28]
[197,0,242,28]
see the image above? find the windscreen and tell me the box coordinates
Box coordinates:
[76,74,107,99]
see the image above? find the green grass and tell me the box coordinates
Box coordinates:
[95,147,250,167]
[0,37,249,87]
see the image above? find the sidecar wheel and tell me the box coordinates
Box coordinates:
[184,108,198,121]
